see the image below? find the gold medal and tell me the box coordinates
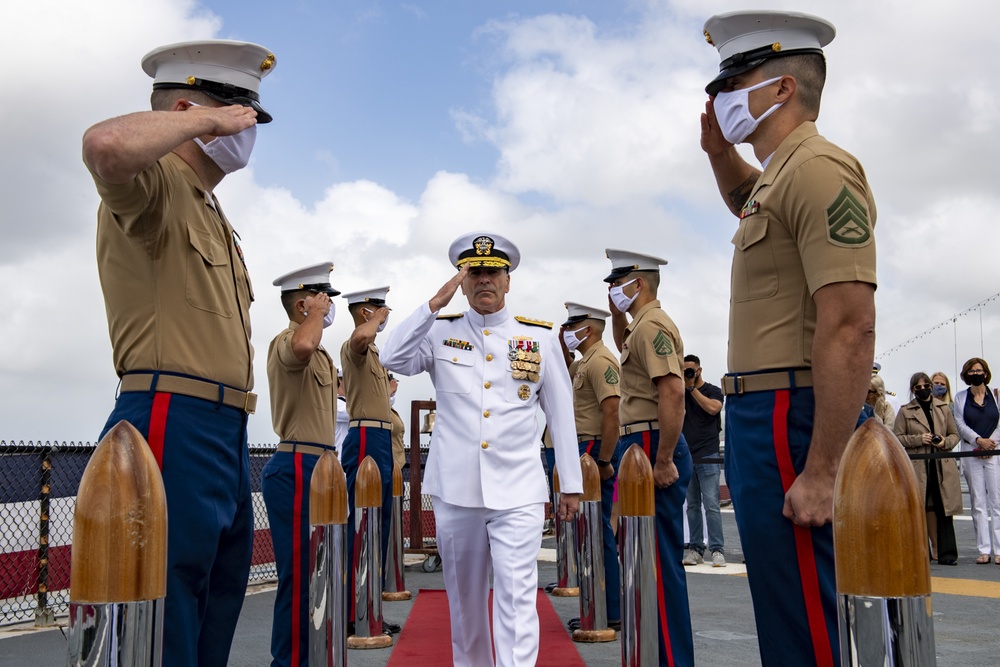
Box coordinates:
[518,384,531,400]
[527,371,540,383]
[512,370,527,380]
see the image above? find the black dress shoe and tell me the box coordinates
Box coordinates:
[938,558,958,566]
[383,620,402,635]
[567,617,581,631]
[545,582,558,593]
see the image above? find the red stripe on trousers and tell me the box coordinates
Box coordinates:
[585,440,596,456]
[350,427,368,620]
[642,431,674,666]
[291,453,303,666]
[147,393,171,470]
[771,389,834,667]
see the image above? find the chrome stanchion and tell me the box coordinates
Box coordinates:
[347,456,393,649]
[68,421,167,667]
[309,451,349,667]
[573,454,616,643]
[618,444,657,666]
[382,463,411,601]
[835,419,936,665]
[550,466,580,597]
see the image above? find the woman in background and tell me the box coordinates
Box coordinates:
[866,375,895,427]
[953,358,1000,564]
[894,372,962,564]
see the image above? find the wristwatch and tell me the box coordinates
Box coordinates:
[596,459,612,468]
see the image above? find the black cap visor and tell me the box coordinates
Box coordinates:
[154,80,273,123]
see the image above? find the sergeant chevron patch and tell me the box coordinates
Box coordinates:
[826,186,871,247]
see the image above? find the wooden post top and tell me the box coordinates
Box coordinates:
[310,451,347,526]
[356,455,383,508]
[618,444,654,517]
[70,420,167,603]
[392,462,403,497]
[580,454,601,502]
[834,418,931,597]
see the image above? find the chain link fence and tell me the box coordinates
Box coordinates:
[0,441,279,627]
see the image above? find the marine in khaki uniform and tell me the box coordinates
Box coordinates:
[381,232,582,667]
[699,11,877,666]
[82,39,276,667]
[338,286,400,635]
[605,249,693,667]
[388,374,406,470]
[261,262,340,667]
[560,302,623,630]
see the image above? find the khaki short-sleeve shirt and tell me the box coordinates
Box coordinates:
[729,122,877,372]
[340,341,392,422]
[267,323,337,446]
[390,408,405,469]
[571,340,621,438]
[90,152,254,389]
[619,300,684,424]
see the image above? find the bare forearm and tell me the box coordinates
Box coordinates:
[807,284,876,477]
[598,397,620,461]
[290,317,324,362]
[611,313,627,352]
[690,386,722,415]
[708,146,760,217]
[656,376,685,463]
[83,111,214,183]
[348,321,379,356]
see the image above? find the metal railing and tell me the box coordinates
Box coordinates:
[0,441,279,627]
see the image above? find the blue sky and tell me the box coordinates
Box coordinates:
[3,0,1000,442]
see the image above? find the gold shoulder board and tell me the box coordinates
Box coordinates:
[515,316,553,329]
[436,313,465,320]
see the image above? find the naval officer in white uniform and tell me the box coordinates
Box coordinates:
[381,232,583,666]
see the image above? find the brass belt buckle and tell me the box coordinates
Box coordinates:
[735,375,745,396]
[244,392,258,414]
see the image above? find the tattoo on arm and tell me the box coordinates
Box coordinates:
[727,173,759,212]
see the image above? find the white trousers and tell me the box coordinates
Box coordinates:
[432,497,544,667]
[962,455,1000,555]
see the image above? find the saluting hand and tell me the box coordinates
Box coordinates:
[365,306,390,326]
[193,103,258,137]
[700,98,732,158]
[303,292,331,317]
[429,265,469,313]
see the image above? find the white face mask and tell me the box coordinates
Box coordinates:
[609,278,639,313]
[713,76,784,145]
[364,307,388,333]
[188,100,257,175]
[303,301,335,328]
[562,327,589,352]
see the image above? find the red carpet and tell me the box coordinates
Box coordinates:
[387,588,586,666]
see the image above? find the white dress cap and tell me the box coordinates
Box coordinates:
[341,286,391,307]
[603,248,668,283]
[703,11,835,95]
[448,232,521,272]
[141,39,277,122]
[562,301,612,327]
[272,261,339,295]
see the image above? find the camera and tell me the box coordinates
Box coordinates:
[684,368,696,379]
[931,434,943,445]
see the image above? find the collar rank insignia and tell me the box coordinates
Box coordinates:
[739,200,760,219]
[443,338,473,351]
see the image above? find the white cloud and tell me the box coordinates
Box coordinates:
[5,0,1000,444]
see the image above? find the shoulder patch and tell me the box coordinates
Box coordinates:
[826,185,872,247]
[514,316,553,329]
[436,313,465,320]
[652,330,674,356]
[604,365,620,385]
